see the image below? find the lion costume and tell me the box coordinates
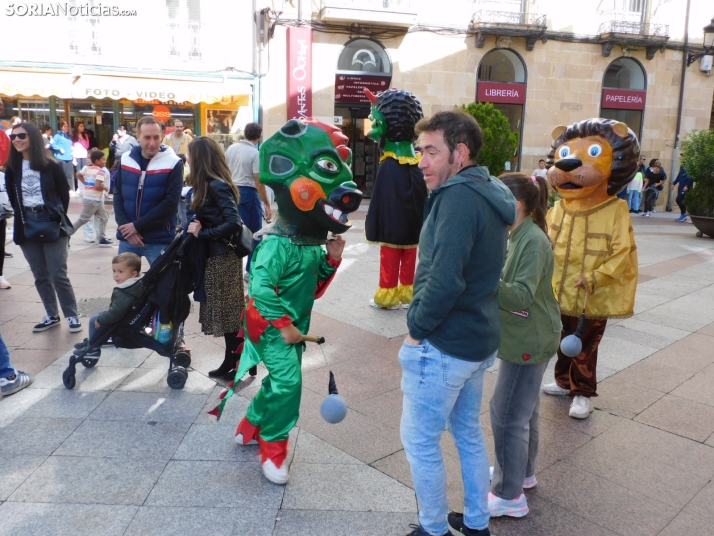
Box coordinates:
[545,118,639,417]
[209,119,363,483]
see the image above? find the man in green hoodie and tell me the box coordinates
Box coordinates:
[400,110,517,536]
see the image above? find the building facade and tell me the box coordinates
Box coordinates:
[0,0,258,150]
[259,0,714,203]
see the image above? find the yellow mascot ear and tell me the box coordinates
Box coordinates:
[551,126,566,140]
[612,122,629,137]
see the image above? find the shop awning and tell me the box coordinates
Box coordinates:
[0,70,252,105]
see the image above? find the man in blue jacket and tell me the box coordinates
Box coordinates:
[671,166,693,222]
[113,116,183,265]
[53,121,74,193]
[400,110,517,536]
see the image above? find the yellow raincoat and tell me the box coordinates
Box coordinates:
[547,197,637,319]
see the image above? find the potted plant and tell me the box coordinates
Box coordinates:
[461,102,519,177]
[680,129,714,238]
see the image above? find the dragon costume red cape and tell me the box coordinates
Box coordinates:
[209,118,362,483]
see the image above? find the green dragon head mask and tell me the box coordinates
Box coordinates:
[259,119,363,241]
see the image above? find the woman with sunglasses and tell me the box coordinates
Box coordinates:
[4,122,82,334]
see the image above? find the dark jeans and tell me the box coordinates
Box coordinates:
[676,192,687,215]
[0,218,6,276]
[20,231,78,319]
[59,160,74,192]
[238,186,263,273]
[490,360,549,500]
[644,188,658,213]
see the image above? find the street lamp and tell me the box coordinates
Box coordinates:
[687,17,714,67]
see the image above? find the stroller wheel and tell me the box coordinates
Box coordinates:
[167,368,188,390]
[62,369,76,390]
[81,358,98,368]
[174,351,191,368]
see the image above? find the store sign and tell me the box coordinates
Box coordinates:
[334,75,391,105]
[287,27,312,121]
[477,82,526,105]
[152,105,171,122]
[601,88,646,110]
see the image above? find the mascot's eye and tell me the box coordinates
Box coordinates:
[316,159,339,173]
[588,144,602,157]
[558,146,570,158]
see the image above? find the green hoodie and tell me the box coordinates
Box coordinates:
[498,216,562,365]
[407,165,517,361]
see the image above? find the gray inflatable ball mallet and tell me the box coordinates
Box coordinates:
[560,291,588,358]
[320,371,347,424]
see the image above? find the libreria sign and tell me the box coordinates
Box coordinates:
[477,82,526,105]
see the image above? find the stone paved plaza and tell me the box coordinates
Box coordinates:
[1,198,714,536]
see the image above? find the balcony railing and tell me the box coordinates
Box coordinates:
[472,10,547,28]
[320,0,414,10]
[318,0,417,28]
[598,20,669,38]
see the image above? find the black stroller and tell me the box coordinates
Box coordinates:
[63,234,196,390]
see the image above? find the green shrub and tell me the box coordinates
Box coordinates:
[681,129,714,217]
[461,102,519,177]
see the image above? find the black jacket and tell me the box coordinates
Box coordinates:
[5,158,73,245]
[189,179,241,258]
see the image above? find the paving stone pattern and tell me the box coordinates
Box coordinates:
[1,200,714,535]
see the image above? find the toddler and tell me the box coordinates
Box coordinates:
[74,253,145,360]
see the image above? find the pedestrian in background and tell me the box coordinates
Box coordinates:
[53,121,74,193]
[224,122,272,281]
[643,160,666,217]
[185,136,247,380]
[162,119,190,155]
[531,159,547,180]
[0,330,33,398]
[70,149,113,247]
[671,166,693,222]
[487,173,561,519]
[4,122,81,334]
[0,166,12,289]
[72,122,90,190]
[627,168,644,214]
[400,110,516,536]
[41,125,59,158]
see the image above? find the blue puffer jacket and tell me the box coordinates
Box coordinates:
[53,132,73,162]
[113,145,183,245]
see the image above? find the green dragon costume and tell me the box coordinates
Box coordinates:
[209,118,362,484]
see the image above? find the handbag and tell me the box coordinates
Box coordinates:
[14,181,60,242]
[226,223,254,258]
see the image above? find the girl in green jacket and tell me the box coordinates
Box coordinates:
[489,173,562,518]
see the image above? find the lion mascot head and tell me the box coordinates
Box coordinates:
[546,118,640,204]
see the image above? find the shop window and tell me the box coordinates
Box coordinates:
[600,57,646,141]
[477,48,527,171]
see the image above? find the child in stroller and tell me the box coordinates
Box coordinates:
[73,252,145,363]
[63,234,195,390]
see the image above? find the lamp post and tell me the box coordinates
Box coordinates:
[686,18,714,67]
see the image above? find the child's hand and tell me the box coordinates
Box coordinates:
[94,320,101,329]
[279,324,302,345]
[326,235,345,261]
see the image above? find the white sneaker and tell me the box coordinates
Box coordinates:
[234,433,258,446]
[261,458,289,484]
[0,276,10,289]
[369,298,400,310]
[542,382,570,396]
[569,395,594,419]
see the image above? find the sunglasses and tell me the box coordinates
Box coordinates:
[10,133,28,141]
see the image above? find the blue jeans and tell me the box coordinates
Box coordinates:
[628,190,641,212]
[400,340,496,535]
[118,241,165,266]
[238,186,263,273]
[0,331,14,379]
